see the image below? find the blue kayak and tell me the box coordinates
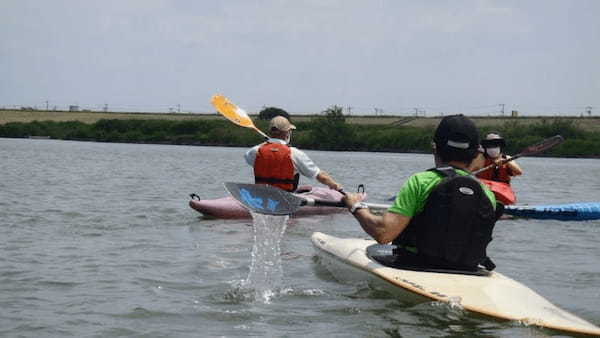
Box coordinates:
[504,202,600,221]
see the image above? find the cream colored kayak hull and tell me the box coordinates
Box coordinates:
[311,232,600,336]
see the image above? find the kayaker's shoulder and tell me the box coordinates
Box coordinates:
[409,170,440,180]
[407,170,446,185]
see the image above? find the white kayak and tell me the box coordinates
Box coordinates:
[311,232,600,336]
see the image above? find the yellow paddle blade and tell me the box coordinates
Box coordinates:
[211,94,255,128]
[211,94,269,139]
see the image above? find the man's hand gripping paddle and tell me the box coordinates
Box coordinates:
[211,94,269,140]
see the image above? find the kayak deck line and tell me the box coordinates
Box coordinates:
[311,232,600,336]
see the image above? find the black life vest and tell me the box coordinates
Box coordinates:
[393,167,497,271]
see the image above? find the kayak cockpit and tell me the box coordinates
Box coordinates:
[366,244,491,277]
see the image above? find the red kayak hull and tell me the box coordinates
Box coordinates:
[480,179,516,205]
[189,185,347,219]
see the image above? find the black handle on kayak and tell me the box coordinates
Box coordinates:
[306,184,366,208]
[338,184,365,196]
[302,199,346,208]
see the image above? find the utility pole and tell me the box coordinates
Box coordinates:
[499,104,505,116]
[346,106,353,115]
[103,104,108,112]
[177,104,181,113]
[585,106,592,117]
[45,100,49,111]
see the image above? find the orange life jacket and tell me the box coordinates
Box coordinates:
[254,142,299,192]
[476,157,513,184]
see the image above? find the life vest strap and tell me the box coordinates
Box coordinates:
[255,176,297,184]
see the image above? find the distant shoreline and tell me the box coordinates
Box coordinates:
[7,137,599,159]
[1,109,599,132]
[1,110,599,158]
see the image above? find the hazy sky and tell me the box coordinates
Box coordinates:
[1,0,598,115]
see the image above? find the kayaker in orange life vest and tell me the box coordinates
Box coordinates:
[476,133,523,184]
[244,115,343,192]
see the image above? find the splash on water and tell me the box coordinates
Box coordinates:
[429,297,466,321]
[241,212,289,303]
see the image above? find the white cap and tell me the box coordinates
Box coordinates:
[269,116,296,132]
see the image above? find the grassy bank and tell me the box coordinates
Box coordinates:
[2,109,600,131]
[1,112,598,158]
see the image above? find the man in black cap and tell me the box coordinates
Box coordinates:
[343,115,498,272]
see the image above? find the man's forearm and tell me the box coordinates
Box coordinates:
[316,171,341,190]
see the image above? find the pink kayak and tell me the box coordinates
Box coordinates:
[189,185,347,219]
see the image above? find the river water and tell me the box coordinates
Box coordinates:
[1,138,599,337]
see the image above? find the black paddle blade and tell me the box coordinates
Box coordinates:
[224,182,305,215]
[520,135,564,156]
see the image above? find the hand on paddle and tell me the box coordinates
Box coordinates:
[492,157,506,166]
[487,155,523,176]
[316,170,343,191]
[342,192,367,212]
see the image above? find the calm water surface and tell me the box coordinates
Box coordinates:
[1,138,599,337]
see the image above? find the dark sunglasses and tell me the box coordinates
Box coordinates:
[481,139,506,148]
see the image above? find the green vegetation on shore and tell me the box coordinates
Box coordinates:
[1,112,598,157]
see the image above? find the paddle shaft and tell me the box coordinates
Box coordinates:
[363,202,390,210]
[472,154,520,175]
[251,126,269,140]
[228,115,269,140]
[301,198,345,208]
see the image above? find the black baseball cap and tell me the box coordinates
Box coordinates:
[433,114,480,150]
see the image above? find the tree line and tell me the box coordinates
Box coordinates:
[1,107,598,157]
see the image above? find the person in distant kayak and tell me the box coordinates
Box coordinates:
[244,115,342,192]
[476,132,523,184]
[343,115,499,272]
